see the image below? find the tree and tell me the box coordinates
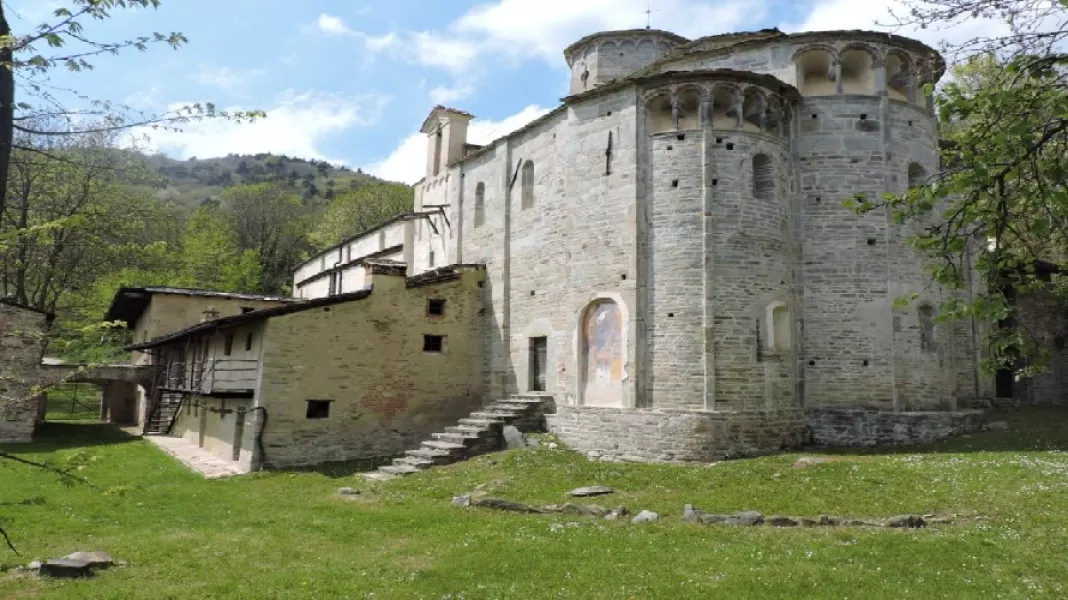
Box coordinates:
[310,183,413,248]
[851,0,1068,373]
[218,183,310,294]
[0,1,263,233]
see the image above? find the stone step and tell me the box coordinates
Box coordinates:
[487,401,537,412]
[379,464,420,476]
[406,447,453,460]
[363,471,398,482]
[422,440,467,452]
[432,432,476,444]
[470,411,519,420]
[393,455,435,469]
[444,425,491,435]
[458,418,503,427]
[507,394,552,403]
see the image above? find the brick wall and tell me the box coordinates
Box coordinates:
[255,267,486,468]
[0,302,49,443]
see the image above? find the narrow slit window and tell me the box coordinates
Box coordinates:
[223,333,234,356]
[244,332,253,352]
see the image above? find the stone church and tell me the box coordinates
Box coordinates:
[117,27,1064,472]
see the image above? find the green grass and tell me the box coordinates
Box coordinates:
[3,409,1068,598]
[42,385,102,422]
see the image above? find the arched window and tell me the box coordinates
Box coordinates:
[766,301,791,350]
[796,49,836,96]
[645,94,673,134]
[742,90,765,131]
[521,160,535,209]
[918,305,936,353]
[840,48,875,94]
[753,154,774,200]
[432,128,443,176]
[677,88,701,130]
[474,182,486,228]
[886,52,912,102]
[908,163,927,189]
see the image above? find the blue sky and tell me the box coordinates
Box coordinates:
[7,0,992,184]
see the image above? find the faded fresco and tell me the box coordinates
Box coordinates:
[582,300,624,406]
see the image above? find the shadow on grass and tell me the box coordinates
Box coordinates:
[0,422,140,454]
[808,407,1068,457]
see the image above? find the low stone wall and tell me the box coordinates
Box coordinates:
[546,406,809,463]
[806,407,985,447]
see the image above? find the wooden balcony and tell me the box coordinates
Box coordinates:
[160,359,259,396]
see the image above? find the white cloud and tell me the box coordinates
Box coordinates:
[190,65,266,96]
[367,105,551,184]
[430,84,475,104]
[315,13,354,36]
[782,0,1010,52]
[135,90,389,164]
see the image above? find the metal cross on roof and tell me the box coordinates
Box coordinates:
[643,4,658,29]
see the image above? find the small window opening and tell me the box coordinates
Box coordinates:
[919,305,936,353]
[752,153,774,200]
[223,333,234,356]
[860,113,868,120]
[244,332,253,352]
[867,238,877,246]
[666,145,673,151]
[423,335,445,353]
[811,114,818,119]
[677,134,686,141]
[716,137,723,144]
[306,400,331,419]
[671,180,679,188]
[711,179,718,186]
[808,360,816,366]
[521,160,535,209]
[862,359,870,366]
[427,299,446,317]
[668,312,675,318]
[240,306,255,314]
[726,143,735,151]
[428,250,436,267]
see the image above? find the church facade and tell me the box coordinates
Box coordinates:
[292,27,1000,462]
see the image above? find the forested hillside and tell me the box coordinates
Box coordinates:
[0,137,413,362]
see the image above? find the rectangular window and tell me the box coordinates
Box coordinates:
[427,299,446,317]
[305,400,331,419]
[245,332,254,352]
[423,335,444,353]
[529,336,548,391]
[428,250,436,267]
[223,333,234,356]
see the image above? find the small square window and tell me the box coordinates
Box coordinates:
[427,299,446,317]
[423,335,444,353]
[306,400,331,419]
[223,333,234,356]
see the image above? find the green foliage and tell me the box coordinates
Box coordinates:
[311,183,413,248]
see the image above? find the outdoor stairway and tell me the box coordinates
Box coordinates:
[145,393,183,435]
[363,394,550,481]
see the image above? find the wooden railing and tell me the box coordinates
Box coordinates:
[161,359,259,394]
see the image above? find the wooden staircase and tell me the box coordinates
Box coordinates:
[364,394,551,481]
[145,393,183,435]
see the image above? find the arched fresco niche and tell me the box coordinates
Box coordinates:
[677,88,702,130]
[886,51,912,102]
[742,89,766,132]
[840,47,875,94]
[580,299,625,407]
[645,93,673,134]
[796,48,836,96]
[711,85,740,129]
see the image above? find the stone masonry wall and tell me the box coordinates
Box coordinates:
[547,405,808,462]
[256,268,485,468]
[806,407,985,447]
[0,302,49,443]
[1013,282,1068,406]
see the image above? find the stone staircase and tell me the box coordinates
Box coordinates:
[364,394,551,481]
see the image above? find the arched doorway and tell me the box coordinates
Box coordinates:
[580,299,625,407]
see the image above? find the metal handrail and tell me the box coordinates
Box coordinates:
[160,358,259,394]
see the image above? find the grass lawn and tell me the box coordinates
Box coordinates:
[3,409,1068,599]
[42,385,102,422]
